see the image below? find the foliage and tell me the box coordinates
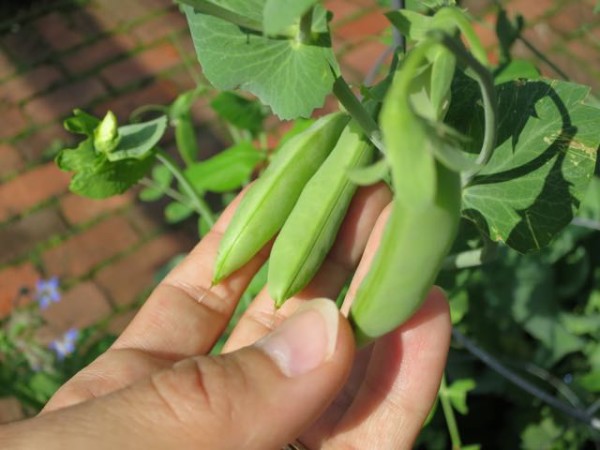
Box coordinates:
[36,0,600,448]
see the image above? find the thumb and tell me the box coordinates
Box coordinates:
[9,298,355,450]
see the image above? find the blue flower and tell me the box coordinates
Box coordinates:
[49,328,79,360]
[35,277,61,309]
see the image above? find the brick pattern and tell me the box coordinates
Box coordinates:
[0,0,598,422]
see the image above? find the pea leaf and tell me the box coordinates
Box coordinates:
[69,154,156,199]
[56,138,99,172]
[63,109,101,136]
[165,201,194,223]
[494,59,540,85]
[185,141,264,192]
[184,2,337,119]
[263,0,319,35]
[347,159,389,186]
[107,116,167,162]
[448,77,600,253]
[139,165,174,202]
[210,91,267,135]
[443,378,476,415]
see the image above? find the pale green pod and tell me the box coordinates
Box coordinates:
[349,163,461,346]
[213,112,349,284]
[268,121,374,306]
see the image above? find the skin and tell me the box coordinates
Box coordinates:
[0,183,451,450]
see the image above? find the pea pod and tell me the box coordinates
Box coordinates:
[213,112,349,284]
[349,41,462,346]
[268,121,374,306]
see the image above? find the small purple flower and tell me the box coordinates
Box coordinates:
[49,328,79,360]
[35,277,61,310]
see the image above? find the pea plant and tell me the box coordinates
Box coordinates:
[53,0,600,447]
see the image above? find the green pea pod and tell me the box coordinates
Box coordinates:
[268,121,374,307]
[213,112,349,284]
[349,41,462,346]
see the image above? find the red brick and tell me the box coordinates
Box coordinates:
[100,43,183,89]
[0,263,40,318]
[0,51,15,82]
[1,27,54,66]
[41,281,112,332]
[124,203,164,237]
[90,0,172,30]
[95,233,190,306]
[94,79,178,119]
[23,79,106,125]
[130,11,188,45]
[325,0,362,24]
[42,215,139,279]
[60,192,134,226]
[0,163,70,222]
[0,144,24,178]
[0,105,28,140]
[335,10,388,41]
[505,0,557,23]
[35,12,86,52]
[0,207,68,265]
[0,65,64,104]
[63,34,138,75]
[342,40,388,79]
[13,124,74,163]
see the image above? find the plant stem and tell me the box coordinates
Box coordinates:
[156,149,215,226]
[298,7,314,44]
[452,328,600,431]
[332,76,385,153]
[439,375,463,450]
[177,0,263,33]
[434,32,497,171]
[139,177,194,208]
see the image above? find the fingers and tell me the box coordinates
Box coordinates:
[10,300,355,450]
[318,289,451,450]
[112,187,268,360]
[223,182,392,352]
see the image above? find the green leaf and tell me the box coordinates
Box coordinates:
[494,59,540,85]
[63,109,101,136]
[385,10,433,42]
[70,154,156,199]
[185,141,263,192]
[139,165,174,202]
[184,3,337,119]
[445,378,476,415]
[577,370,600,392]
[169,88,203,120]
[107,116,167,162]
[210,91,267,135]
[449,289,469,325]
[263,0,318,35]
[56,139,99,172]
[521,416,563,450]
[197,215,212,237]
[165,201,194,223]
[449,78,600,253]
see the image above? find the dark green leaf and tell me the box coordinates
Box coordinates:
[107,116,167,162]
[184,3,337,119]
[63,109,101,136]
[210,91,267,135]
[185,141,263,192]
[448,78,600,253]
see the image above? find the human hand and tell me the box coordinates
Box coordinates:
[0,183,451,449]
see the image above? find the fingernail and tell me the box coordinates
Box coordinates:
[255,298,339,377]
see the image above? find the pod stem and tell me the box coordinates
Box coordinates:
[439,374,464,449]
[332,75,385,154]
[156,149,216,226]
[431,31,498,174]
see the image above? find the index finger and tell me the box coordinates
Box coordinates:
[112,188,268,360]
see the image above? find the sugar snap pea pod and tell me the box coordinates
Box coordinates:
[213,112,349,284]
[268,121,374,307]
[349,41,462,346]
